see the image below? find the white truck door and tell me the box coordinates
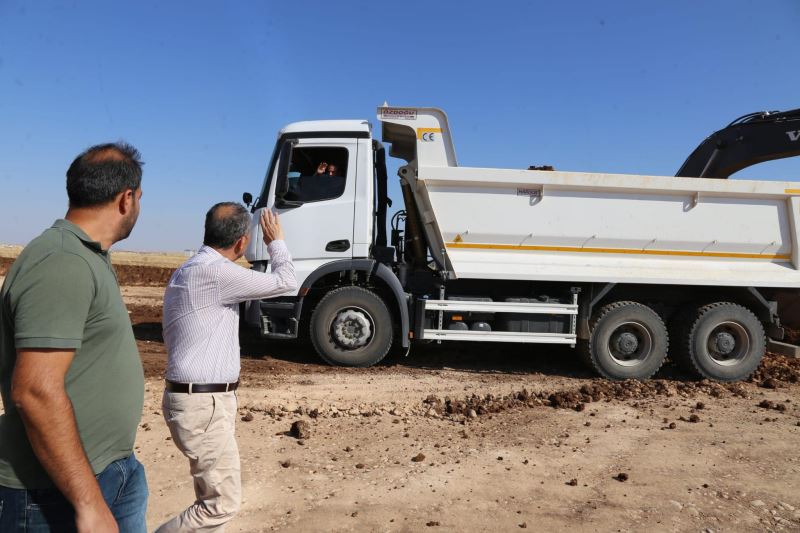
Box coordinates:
[248,138,358,291]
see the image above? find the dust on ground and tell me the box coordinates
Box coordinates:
[3,255,800,531]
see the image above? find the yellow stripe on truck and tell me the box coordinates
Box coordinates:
[445,241,791,261]
[417,128,442,139]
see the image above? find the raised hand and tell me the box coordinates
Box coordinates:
[260,209,285,245]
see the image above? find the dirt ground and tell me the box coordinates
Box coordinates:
[3,256,800,532]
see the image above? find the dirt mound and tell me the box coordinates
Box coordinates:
[0,257,13,276]
[420,357,800,419]
[751,354,800,386]
[114,264,175,286]
[2,256,173,286]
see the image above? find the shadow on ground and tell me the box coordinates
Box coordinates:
[236,325,701,380]
[130,322,694,381]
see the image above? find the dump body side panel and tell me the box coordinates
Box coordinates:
[418,166,800,288]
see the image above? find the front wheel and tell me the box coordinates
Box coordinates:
[309,286,393,367]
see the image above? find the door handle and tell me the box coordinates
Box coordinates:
[325,239,350,252]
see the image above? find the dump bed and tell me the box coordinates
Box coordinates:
[379,106,800,289]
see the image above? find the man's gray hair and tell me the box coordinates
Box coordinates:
[203,202,251,249]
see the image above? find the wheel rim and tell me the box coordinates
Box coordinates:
[705,321,750,365]
[607,321,653,366]
[330,306,374,350]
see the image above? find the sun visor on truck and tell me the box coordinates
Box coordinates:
[377,106,458,168]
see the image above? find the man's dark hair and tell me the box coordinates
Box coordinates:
[203,202,251,249]
[66,142,143,208]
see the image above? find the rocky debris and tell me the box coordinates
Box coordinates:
[355,463,365,469]
[751,354,800,385]
[241,411,255,422]
[230,354,798,424]
[519,522,528,528]
[290,420,311,439]
[613,472,629,482]
[760,378,779,389]
[566,478,578,486]
[417,375,768,422]
[280,460,291,468]
[411,453,426,462]
[426,521,440,527]
[758,400,788,412]
[238,402,390,420]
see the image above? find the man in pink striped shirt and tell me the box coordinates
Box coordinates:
[157,203,296,532]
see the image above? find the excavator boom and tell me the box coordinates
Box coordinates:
[676,108,800,179]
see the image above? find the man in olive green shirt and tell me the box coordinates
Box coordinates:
[0,143,147,532]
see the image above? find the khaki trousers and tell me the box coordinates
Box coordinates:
[155,390,241,533]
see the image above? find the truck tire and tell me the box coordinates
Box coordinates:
[583,301,669,380]
[309,286,393,367]
[672,302,765,382]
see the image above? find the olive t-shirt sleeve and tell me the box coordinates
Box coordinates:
[11,252,95,350]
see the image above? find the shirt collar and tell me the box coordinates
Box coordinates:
[51,219,104,253]
[198,245,232,262]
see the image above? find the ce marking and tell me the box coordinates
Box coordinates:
[417,128,441,142]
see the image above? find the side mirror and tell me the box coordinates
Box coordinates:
[242,192,253,207]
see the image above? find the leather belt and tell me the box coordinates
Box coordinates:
[165,380,239,393]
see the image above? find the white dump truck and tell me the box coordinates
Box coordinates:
[242,105,800,381]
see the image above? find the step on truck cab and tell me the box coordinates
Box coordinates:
[242,105,800,382]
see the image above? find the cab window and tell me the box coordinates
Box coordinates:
[284,146,348,203]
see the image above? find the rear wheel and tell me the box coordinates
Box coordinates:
[309,286,393,367]
[674,302,765,381]
[583,301,669,380]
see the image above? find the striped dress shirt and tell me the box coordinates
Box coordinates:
[163,241,296,383]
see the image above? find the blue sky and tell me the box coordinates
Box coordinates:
[1,0,798,251]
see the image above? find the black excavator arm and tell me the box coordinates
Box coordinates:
[676,108,800,179]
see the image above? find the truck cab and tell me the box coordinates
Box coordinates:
[242,112,413,366]
[245,119,376,290]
